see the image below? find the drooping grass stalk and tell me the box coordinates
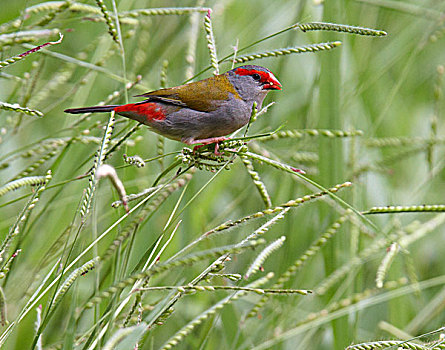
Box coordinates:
[85,239,265,309]
[23,1,93,16]
[375,243,400,288]
[297,278,409,328]
[31,255,100,350]
[245,236,286,279]
[80,112,115,220]
[258,128,363,141]
[82,233,174,349]
[204,9,219,75]
[23,0,146,23]
[120,7,210,18]
[364,136,445,147]
[117,222,183,332]
[138,284,310,295]
[230,42,342,64]
[247,213,349,318]
[0,33,62,69]
[251,278,445,350]
[206,273,242,282]
[201,183,350,239]
[316,215,445,295]
[363,205,445,215]
[111,181,171,208]
[0,72,22,83]
[185,0,204,79]
[0,101,43,117]
[34,0,72,27]
[0,170,51,265]
[0,174,49,196]
[169,206,289,268]
[52,257,100,309]
[157,60,169,169]
[188,21,385,82]
[228,148,370,226]
[0,134,136,174]
[11,182,176,348]
[10,149,57,181]
[0,19,22,34]
[165,209,291,328]
[95,0,119,44]
[0,257,62,347]
[346,339,442,350]
[241,156,272,208]
[298,22,387,36]
[159,274,274,350]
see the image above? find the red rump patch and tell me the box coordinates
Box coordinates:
[115,102,166,121]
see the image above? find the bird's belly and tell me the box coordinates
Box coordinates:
[161,103,251,142]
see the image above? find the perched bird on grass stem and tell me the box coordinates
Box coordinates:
[65,65,281,153]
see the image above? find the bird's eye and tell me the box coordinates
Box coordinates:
[252,73,261,81]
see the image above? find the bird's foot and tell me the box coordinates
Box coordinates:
[190,136,229,156]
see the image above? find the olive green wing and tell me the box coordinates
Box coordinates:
[135,75,241,112]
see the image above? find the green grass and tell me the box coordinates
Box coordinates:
[0,1,445,349]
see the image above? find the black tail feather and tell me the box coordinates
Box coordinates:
[64,105,118,114]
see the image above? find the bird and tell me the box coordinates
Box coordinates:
[64,65,281,152]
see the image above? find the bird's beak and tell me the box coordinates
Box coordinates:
[263,73,282,90]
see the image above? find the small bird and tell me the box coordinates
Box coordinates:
[64,65,281,151]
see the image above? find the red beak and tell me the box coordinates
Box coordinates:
[263,73,282,90]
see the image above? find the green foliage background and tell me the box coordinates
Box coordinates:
[0,0,444,349]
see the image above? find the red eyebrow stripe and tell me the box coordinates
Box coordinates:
[234,68,270,83]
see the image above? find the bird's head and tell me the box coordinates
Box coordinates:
[227,65,281,106]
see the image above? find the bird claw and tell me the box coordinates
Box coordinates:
[192,143,222,156]
[191,137,229,156]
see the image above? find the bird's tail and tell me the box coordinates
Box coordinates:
[64,105,118,114]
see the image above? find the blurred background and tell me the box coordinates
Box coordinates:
[0,0,444,349]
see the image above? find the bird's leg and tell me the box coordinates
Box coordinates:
[188,136,229,155]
